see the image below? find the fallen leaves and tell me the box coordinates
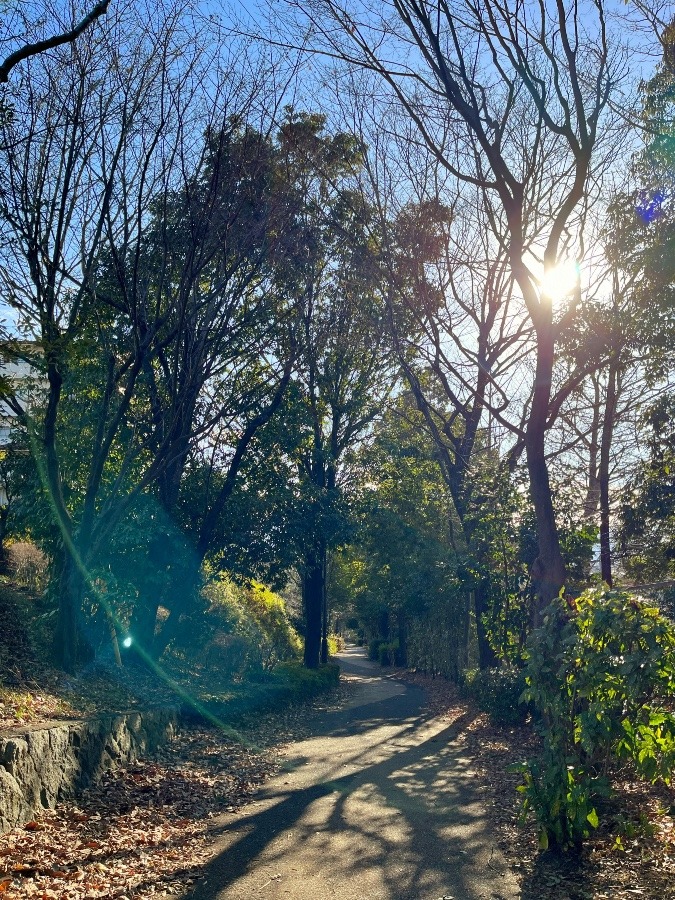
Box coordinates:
[0,583,186,732]
[0,725,279,899]
[0,681,354,900]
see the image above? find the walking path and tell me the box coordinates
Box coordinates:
[185,647,519,900]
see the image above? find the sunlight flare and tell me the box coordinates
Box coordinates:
[538,259,580,304]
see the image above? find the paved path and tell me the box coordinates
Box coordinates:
[185,647,519,900]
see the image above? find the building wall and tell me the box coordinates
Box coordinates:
[0,345,44,506]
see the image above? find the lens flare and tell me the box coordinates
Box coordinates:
[539,260,580,304]
[636,189,664,225]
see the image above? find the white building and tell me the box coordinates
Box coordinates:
[0,344,44,505]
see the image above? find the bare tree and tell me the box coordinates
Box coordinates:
[0,0,110,83]
[287,0,631,614]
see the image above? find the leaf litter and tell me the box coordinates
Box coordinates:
[0,683,355,900]
[3,632,673,900]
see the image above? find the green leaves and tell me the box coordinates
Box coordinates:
[465,665,529,726]
[619,394,675,585]
[519,587,675,849]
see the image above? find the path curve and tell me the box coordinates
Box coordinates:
[185,646,519,900]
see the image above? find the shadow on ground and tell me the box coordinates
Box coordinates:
[185,647,518,900]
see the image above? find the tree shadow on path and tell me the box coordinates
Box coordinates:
[184,653,518,900]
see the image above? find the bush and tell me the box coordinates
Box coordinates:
[7,542,49,593]
[465,665,528,726]
[519,588,675,850]
[187,660,340,725]
[201,575,301,678]
[327,633,345,655]
[378,640,399,666]
[369,638,385,661]
[275,660,340,698]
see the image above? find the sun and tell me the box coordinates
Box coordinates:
[538,259,580,304]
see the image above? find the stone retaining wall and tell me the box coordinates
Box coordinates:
[0,708,178,834]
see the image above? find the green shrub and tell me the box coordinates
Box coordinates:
[275,660,340,697]
[201,575,301,678]
[519,588,675,850]
[188,660,340,725]
[465,665,529,726]
[327,633,345,655]
[369,638,385,661]
[378,640,399,666]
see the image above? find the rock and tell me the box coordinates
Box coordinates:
[0,766,30,833]
[0,708,178,834]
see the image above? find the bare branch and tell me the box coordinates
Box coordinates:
[0,1,110,83]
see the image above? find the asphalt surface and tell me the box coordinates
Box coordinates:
[185,646,520,900]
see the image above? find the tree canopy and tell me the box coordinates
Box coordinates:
[1,0,675,853]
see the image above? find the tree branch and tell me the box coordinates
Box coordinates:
[0,1,110,83]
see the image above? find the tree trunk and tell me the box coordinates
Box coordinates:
[396,608,408,666]
[125,600,159,664]
[303,545,325,669]
[584,374,602,522]
[105,606,122,666]
[526,329,566,620]
[53,552,92,673]
[599,361,619,587]
[152,557,203,660]
[152,609,183,661]
[474,579,498,669]
[378,607,390,641]
[320,552,329,664]
[459,591,471,672]
[0,505,9,575]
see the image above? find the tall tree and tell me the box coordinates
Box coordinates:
[276,112,395,667]
[0,2,293,670]
[292,0,628,618]
[344,392,464,672]
[113,119,297,659]
[607,17,675,585]
[619,394,675,584]
[380,190,526,663]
